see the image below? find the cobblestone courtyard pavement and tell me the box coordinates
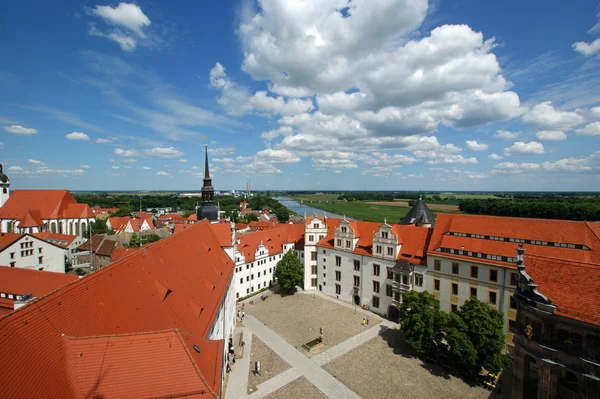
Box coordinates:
[244,290,378,356]
[226,291,495,399]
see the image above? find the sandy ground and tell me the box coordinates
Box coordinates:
[245,291,378,357]
[247,336,291,392]
[264,377,328,399]
[367,201,460,211]
[323,328,498,399]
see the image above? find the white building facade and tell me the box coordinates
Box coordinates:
[0,234,66,273]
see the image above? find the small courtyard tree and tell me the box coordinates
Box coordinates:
[398,291,446,357]
[274,249,303,292]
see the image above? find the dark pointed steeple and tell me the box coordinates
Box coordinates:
[197,144,218,222]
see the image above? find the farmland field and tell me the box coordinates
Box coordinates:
[368,201,459,211]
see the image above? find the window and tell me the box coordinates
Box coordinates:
[246,265,249,270]
[246,288,249,294]
[236,292,240,299]
[386,284,393,297]
[452,263,459,274]
[508,320,516,332]
[489,291,497,305]
[336,239,342,246]
[323,273,326,278]
[323,250,326,254]
[335,271,341,281]
[376,245,382,254]
[258,283,261,289]
[387,247,394,256]
[313,223,318,229]
[269,268,272,273]
[251,286,254,291]
[510,296,517,309]
[341,226,347,233]
[489,269,498,282]
[401,275,408,285]
[354,260,360,271]
[345,240,351,248]
[451,304,458,312]
[246,276,249,282]
[470,287,477,298]
[434,279,440,291]
[387,268,393,279]
[240,278,243,284]
[9,252,14,259]
[470,266,478,278]
[381,231,388,239]
[258,272,261,277]
[372,296,379,308]
[323,258,326,263]
[319,235,324,241]
[309,235,314,241]
[510,272,518,286]
[311,251,317,261]
[335,284,341,295]
[311,265,317,274]
[373,264,380,276]
[354,276,360,287]
[373,281,380,293]
[434,259,441,271]
[451,283,458,295]
[414,274,423,287]
[311,278,317,287]
[335,256,341,266]
[251,274,254,280]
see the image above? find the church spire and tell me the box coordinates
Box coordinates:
[196,144,218,222]
[204,144,210,180]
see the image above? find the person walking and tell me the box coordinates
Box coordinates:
[233,354,237,364]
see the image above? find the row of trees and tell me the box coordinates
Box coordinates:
[399,291,511,377]
[459,198,600,221]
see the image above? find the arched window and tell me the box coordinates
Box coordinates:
[69,222,73,235]
[81,222,87,237]
[50,222,57,233]
[75,223,79,236]
[561,371,578,393]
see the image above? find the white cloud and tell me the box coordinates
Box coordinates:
[576,121,600,137]
[522,101,584,130]
[208,147,236,156]
[142,166,151,170]
[124,165,133,169]
[96,138,113,144]
[573,38,600,56]
[425,155,478,165]
[123,159,136,163]
[465,140,489,151]
[89,24,137,52]
[535,130,567,141]
[396,173,424,180]
[504,141,545,156]
[260,126,293,142]
[36,167,85,175]
[488,153,503,160]
[23,105,103,132]
[592,107,600,119]
[312,158,358,170]
[81,165,91,169]
[361,152,417,168]
[542,157,594,172]
[3,125,37,135]
[144,147,184,158]
[8,166,23,171]
[28,159,45,167]
[115,148,140,157]
[112,166,120,170]
[243,160,282,174]
[156,171,170,176]
[255,148,300,164]
[89,3,151,37]
[65,132,90,140]
[493,130,519,140]
[492,162,540,174]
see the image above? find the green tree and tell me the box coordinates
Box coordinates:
[274,249,303,292]
[445,312,478,375]
[128,234,140,248]
[143,233,161,244]
[87,219,108,236]
[111,206,134,217]
[245,213,259,222]
[398,291,446,357]
[456,298,511,374]
[275,207,290,223]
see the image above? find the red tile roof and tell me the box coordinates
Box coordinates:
[235,223,248,230]
[18,209,44,227]
[173,223,193,234]
[0,268,79,315]
[107,216,132,233]
[77,235,105,252]
[428,214,600,266]
[212,224,232,248]
[0,219,232,398]
[110,247,140,262]
[0,190,94,220]
[525,254,600,327]
[32,232,78,249]
[95,239,119,257]
[305,216,326,226]
[188,214,198,221]
[129,217,155,232]
[62,330,216,399]
[0,233,23,251]
[92,207,119,214]
[237,224,305,262]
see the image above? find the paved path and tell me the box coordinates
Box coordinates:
[243,314,361,399]
[312,319,396,366]
[225,327,253,399]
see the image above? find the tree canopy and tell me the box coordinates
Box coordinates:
[398,292,510,377]
[274,249,303,292]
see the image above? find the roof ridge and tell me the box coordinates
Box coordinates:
[525,253,600,268]
[174,330,220,399]
[584,220,600,241]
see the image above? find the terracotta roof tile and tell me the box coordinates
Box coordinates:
[0,219,232,398]
[0,233,23,251]
[525,255,600,326]
[110,247,140,262]
[0,190,94,220]
[237,224,304,262]
[18,209,44,227]
[95,239,119,257]
[32,232,78,249]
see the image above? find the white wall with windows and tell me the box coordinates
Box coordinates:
[0,235,66,273]
[303,217,327,291]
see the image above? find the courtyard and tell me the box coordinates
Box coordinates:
[226,290,503,399]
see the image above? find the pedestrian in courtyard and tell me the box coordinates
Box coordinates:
[233,354,237,364]
[361,317,366,326]
[366,317,369,325]
[242,310,245,319]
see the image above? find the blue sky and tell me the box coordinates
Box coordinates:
[1,0,600,191]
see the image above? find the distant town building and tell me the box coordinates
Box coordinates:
[0,233,67,273]
[0,174,94,237]
[107,216,154,234]
[32,232,86,264]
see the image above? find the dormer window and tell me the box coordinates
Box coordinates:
[313,223,318,228]
[376,245,382,254]
[341,226,347,233]
[381,231,388,239]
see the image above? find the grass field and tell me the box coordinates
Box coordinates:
[289,194,340,203]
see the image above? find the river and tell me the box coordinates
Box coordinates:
[273,197,356,220]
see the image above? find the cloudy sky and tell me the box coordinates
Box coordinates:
[1,0,600,191]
